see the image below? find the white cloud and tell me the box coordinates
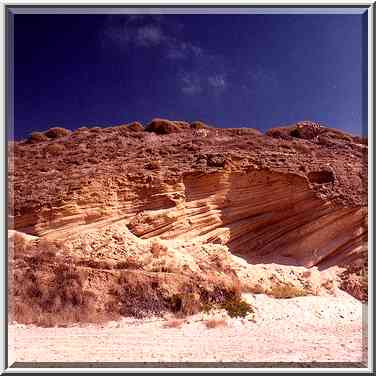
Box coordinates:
[180,72,202,95]
[103,15,227,97]
[180,72,227,96]
[104,15,201,56]
[135,25,165,46]
[166,41,203,60]
[208,74,226,90]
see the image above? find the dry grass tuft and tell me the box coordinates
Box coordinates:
[9,227,253,326]
[267,284,308,299]
[11,262,98,327]
[163,319,186,329]
[108,271,169,319]
[205,319,227,329]
[168,290,201,317]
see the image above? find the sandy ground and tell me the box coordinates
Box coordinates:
[9,291,367,366]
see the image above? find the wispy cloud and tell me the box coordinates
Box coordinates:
[244,68,279,93]
[135,25,166,46]
[166,41,203,60]
[208,74,226,91]
[179,72,228,96]
[180,72,202,95]
[104,15,194,53]
[103,15,228,96]
[103,15,166,48]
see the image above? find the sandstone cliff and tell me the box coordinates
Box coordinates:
[8,120,368,325]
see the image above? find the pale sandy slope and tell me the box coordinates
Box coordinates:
[9,291,367,365]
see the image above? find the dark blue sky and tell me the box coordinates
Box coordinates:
[13,12,367,139]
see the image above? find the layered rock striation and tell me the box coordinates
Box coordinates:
[8,120,368,324]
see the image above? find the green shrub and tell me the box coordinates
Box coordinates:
[221,297,254,318]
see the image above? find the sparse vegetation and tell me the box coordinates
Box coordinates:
[163,319,186,329]
[168,291,201,317]
[190,121,210,129]
[145,118,190,134]
[9,227,252,326]
[44,127,72,139]
[28,132,49,143]
[228,128,262,137]
[205,319,227,329]
[267,284,308,299]
[201,301,216,313]
[11,262,98,327]
[9,118,367,329]
[198,275,254,319]
[128,122,144,132]
[266,127,291,140]
[220,296,254,318]
[290,128,302,138]
[108,271,168,319]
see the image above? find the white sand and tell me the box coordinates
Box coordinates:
[9,291,367,364]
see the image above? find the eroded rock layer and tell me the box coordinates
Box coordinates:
[8,120,368,324]
[10,121,367,266]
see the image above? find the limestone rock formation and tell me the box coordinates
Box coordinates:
[8,121,368,325]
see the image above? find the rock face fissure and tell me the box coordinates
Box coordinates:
[12,167,366,269]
